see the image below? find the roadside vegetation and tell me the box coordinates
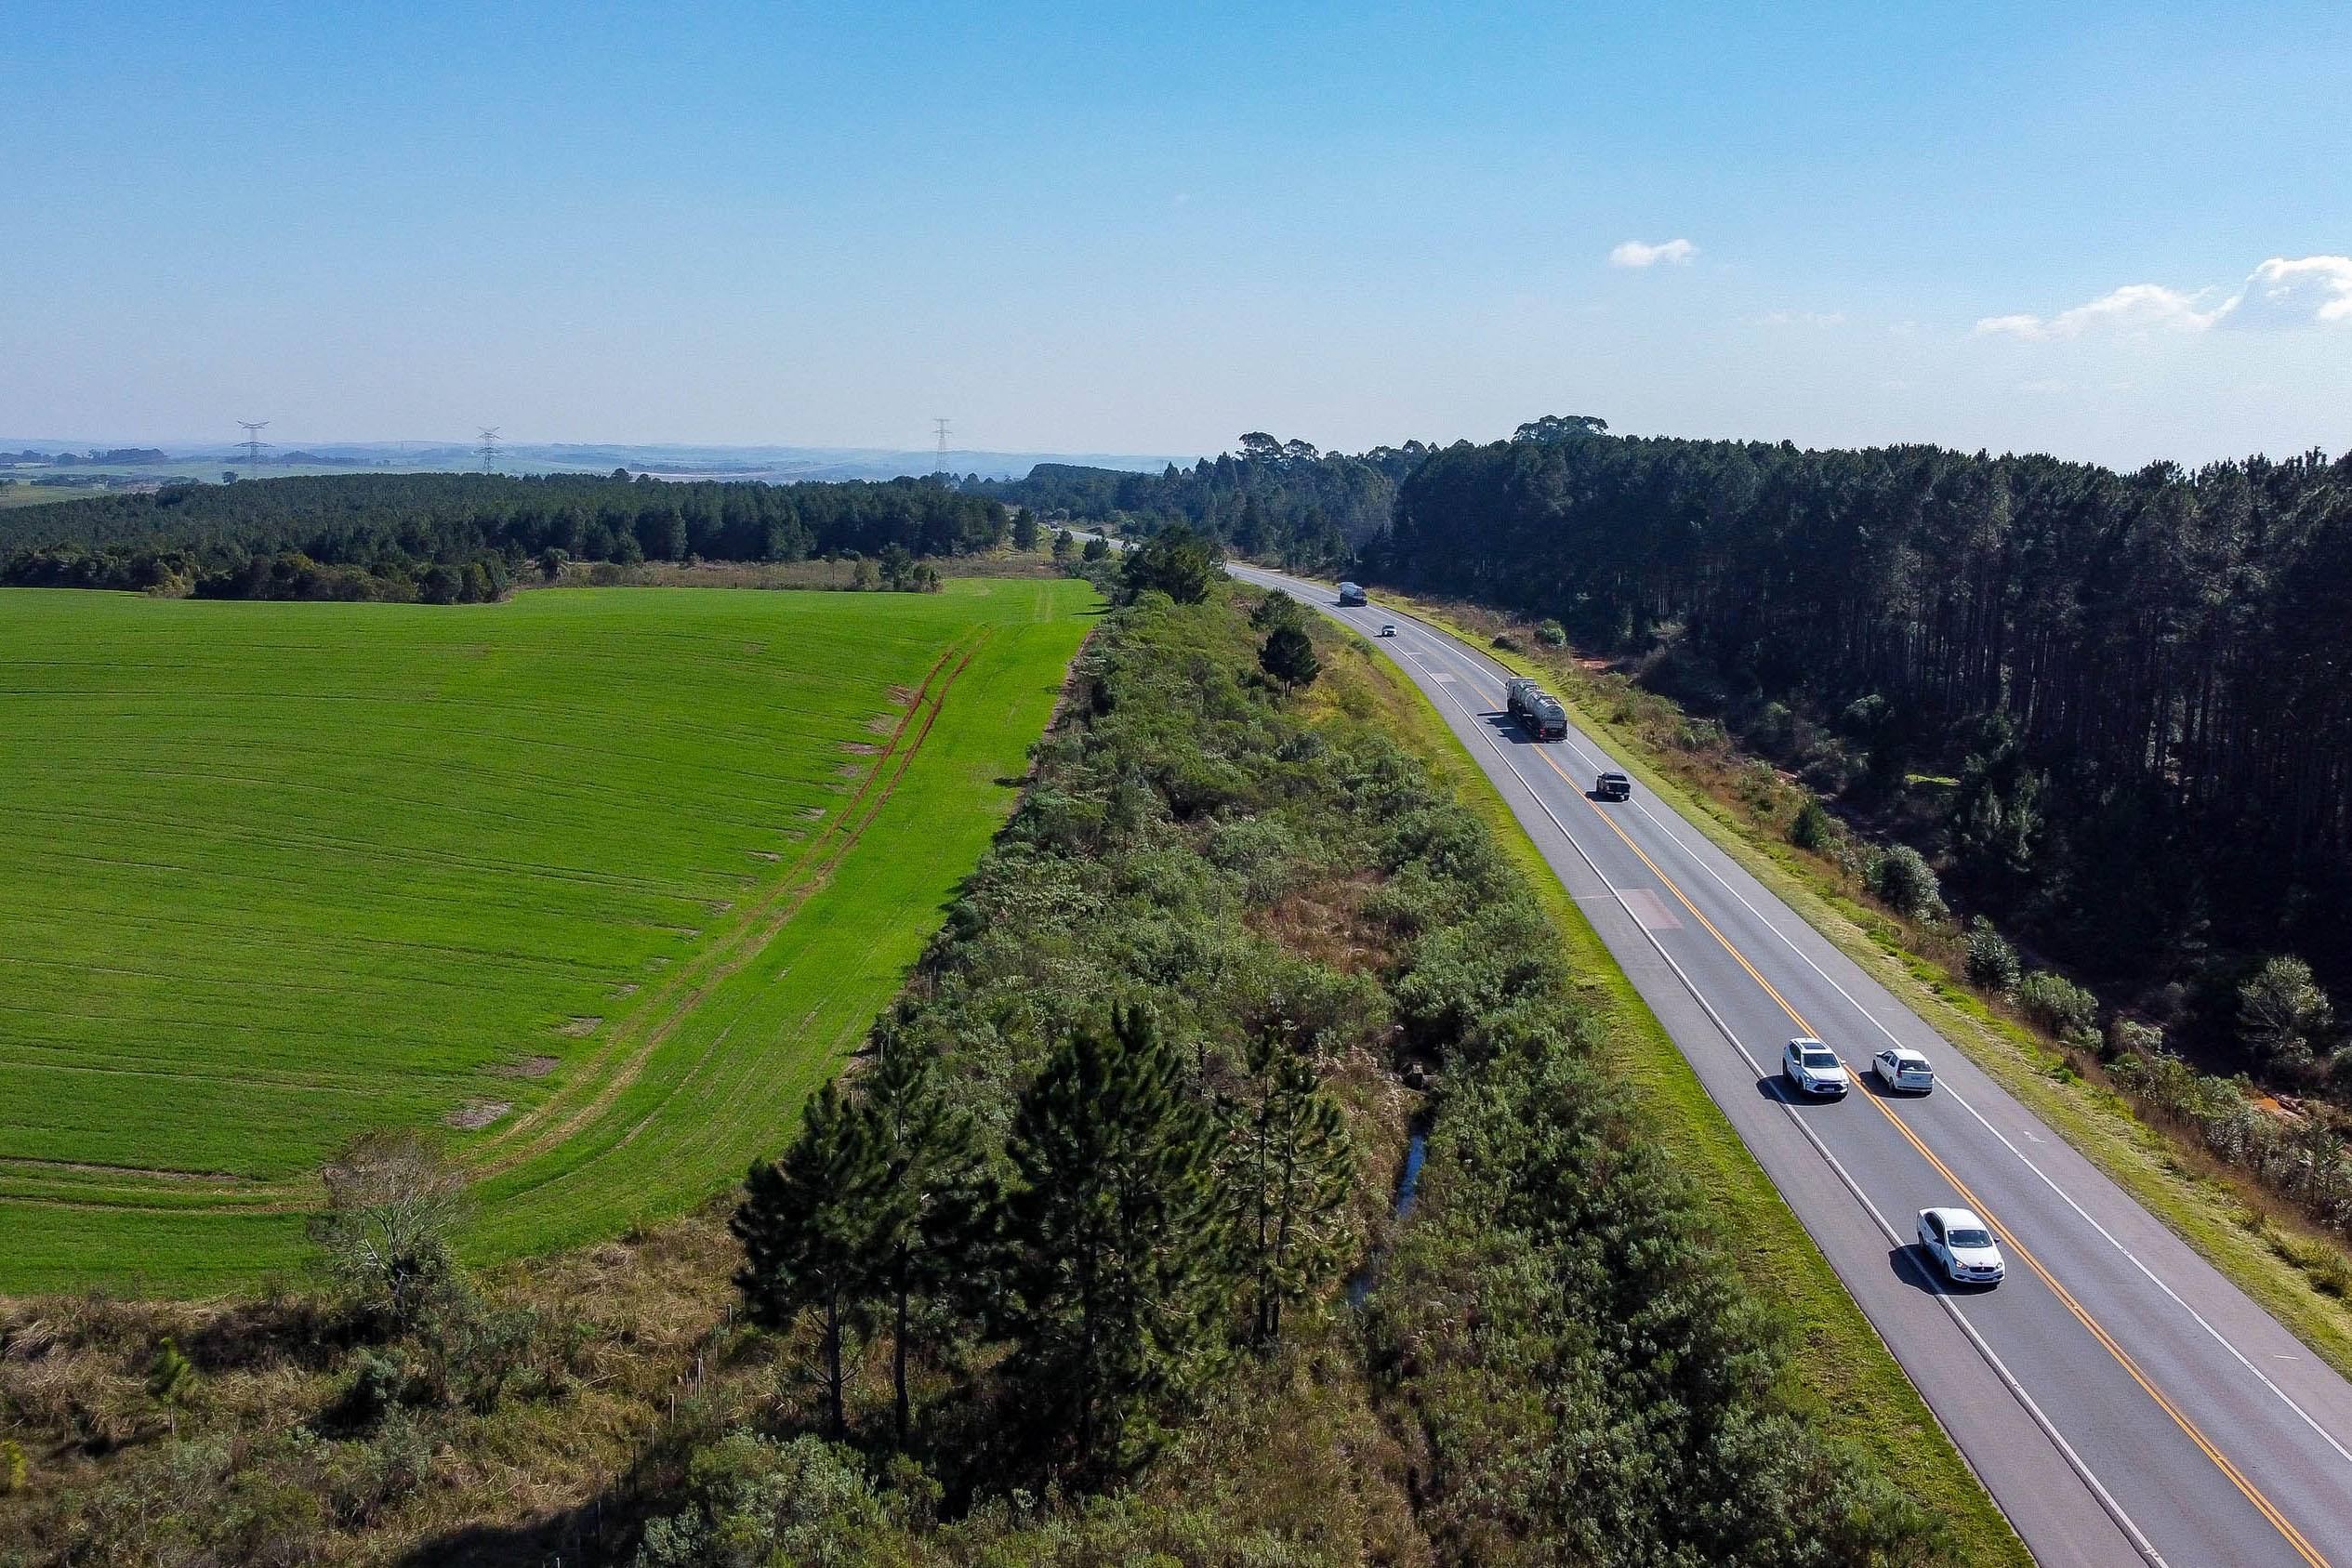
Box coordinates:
[2,580,1981,1564]
[0,578,1093,1289]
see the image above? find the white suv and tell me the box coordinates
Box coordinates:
[1918,1206,2005,1285]
[1781,1038,1849,1097]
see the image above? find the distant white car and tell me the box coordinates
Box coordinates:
[1379,623,1397,638]
[1918,1206,2005,1285]
[1870,1048,1936,1094]
[1781,1038,1849,1098]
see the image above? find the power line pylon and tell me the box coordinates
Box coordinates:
[933,417,950,473]
[477,428,501,474]
[237,420,270,477]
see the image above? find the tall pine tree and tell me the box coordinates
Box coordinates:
[732,1082,875,1436]
[994,1007,1225,1475]
[861,1037,984,1446]
[1224,1030,1354,1347]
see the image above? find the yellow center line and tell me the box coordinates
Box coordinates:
[1400,620,2333,1568]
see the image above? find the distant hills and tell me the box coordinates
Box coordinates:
[0,440,1193,484]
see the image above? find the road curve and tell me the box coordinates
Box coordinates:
[1230,560,2352,1568]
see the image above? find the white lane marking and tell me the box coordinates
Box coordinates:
[1232,566,2168,1564]
[1307,573,2352,1475]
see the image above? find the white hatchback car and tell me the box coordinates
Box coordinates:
[1781,1038,1849,1097]
[1870,1048,1935,1094]
[1917,1206,2005,1285]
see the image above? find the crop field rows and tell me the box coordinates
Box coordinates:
[0,580,1096,1290]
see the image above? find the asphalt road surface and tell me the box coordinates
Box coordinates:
[1228,560,2352,1568]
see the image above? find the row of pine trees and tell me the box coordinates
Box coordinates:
[733,1007,1351,1479]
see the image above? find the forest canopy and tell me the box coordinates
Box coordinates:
[1371,430,2352,982]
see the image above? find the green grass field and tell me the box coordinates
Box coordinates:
[0,580,1097,1292]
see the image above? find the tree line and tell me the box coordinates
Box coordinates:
[978,432,1429,573]
[1369,420,2352,992]
[1,470,1011,601]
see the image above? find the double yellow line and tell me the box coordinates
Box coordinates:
[1422,627,2332,1568]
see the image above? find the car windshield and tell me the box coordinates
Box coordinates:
[1948,1228,1994,1248]
[1899,1057,1931,1073]
[1802,1050,1839,1069]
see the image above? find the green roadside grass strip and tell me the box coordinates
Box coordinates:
[1333,630,2030,1567]
[1391,593,2352,1389]
[0,580,1097,1292]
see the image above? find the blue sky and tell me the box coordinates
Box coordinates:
[6,1,2346,467]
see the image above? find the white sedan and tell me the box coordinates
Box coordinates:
[1379,623,1397,638]
[1918,1206,2005,1285]
[1870,1048,1935,1094]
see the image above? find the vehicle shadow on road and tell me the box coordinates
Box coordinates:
[1754,1074,1834,1107]
[1890,1244,1996,1298]
[1478,712,1539,745]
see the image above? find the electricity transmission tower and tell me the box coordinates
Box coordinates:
[237,420,270,477]
[477,428,501,474]
[933,417,951,473]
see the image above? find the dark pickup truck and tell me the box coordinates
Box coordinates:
[1504,676,1568,741]
[1592,771,1632,801]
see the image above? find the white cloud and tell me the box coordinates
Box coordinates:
[1978,255,2352,339]
[1975,283,2219,339]
[1610,238,1696,268]
[2219,255,2352,330]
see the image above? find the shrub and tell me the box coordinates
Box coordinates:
[1788,797,1833,852]
[1491,632,1523,652]
[1870,845,1945,920]
[2240,955,2334,1069]
[1536,619,1566,648]
[310,1132,468,1333]
[2018,970,2098,1037]
[2108,1017,2164,1061]
[1965,917,2021,995]
[636,1431,887,1568]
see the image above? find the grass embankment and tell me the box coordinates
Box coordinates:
[1377,587,2352,1385]
[0,579,1096,1290]
[1308,626,2028,1567]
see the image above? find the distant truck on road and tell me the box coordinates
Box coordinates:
[1504,677,1568,741]
[1337,581,1368,606]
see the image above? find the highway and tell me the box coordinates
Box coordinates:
[1228,560,2352,1568]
